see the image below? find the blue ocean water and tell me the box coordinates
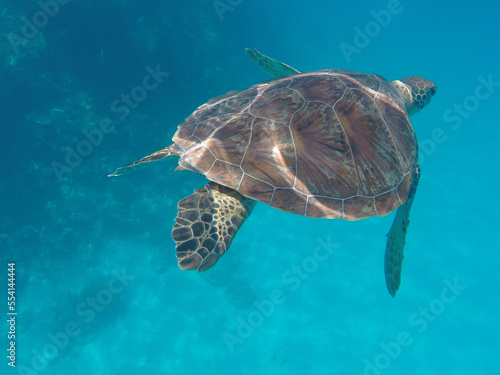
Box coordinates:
[1,0,499,374]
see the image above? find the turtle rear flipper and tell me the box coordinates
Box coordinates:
[173,182,256,272]
[108,144,179,177]
[384,167,420,297]
[245,48,301,78]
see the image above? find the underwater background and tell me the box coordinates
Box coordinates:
[1,0,499,374]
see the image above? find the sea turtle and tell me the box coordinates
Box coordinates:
[109,49,437,296]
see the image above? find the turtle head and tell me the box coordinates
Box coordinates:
[393,76,438,116]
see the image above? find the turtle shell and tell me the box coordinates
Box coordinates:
[173,70,418,220]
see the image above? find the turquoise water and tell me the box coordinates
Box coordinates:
[1,0,499,374]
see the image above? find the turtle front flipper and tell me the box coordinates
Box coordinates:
[384,167,421,297]
[172,182,256,272]
[245,48,301,78]
[108,144,179,177]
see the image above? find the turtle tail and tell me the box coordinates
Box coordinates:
[108,144,179,177]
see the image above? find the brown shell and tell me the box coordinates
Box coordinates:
[173,70,417,220]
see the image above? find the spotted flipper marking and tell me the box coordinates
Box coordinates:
[172,182,256,272]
